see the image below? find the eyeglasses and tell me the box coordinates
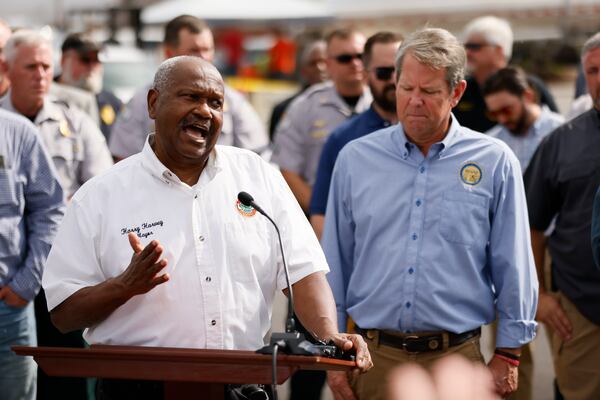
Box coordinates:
[333,53,363,64]
[372,66,395,81]
[464,42,490,51]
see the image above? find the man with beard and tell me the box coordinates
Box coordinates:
[42,56,372,400]
[482,66,563,400]
[454,15,557,133]
[309,32,402,239]
[483,67,564,170]
[57,33,123,142]
[272,28,371,214]
[525,32,600,400]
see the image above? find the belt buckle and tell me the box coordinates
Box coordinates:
[402,335,421,353]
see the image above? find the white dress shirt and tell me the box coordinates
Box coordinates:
[43,136,327,350]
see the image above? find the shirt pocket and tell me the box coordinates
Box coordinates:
[439,191,489,246]
[223,220,275,284]
[0,168,23,256]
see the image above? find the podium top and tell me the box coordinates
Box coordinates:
[13,345,356,384]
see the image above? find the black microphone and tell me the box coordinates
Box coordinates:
[237,191,296,333]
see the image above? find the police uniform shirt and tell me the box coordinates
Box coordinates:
[96,90,123,142]
[525,108,600,324]
[271,81,372,186]
[0,95,113,198]
[108,84,268,159]
[43,137,328,350]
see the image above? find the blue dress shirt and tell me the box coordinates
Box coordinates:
[322,115,538,348]
[0,109,64,301]
[310,105,392,215]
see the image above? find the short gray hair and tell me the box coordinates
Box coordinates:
[4,29,51,66]
[463,16,513,60]
[152,55,221,92]
[395,28,466,91]
[582,32,600,59]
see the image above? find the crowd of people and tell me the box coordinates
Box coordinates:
[1,11,599,400]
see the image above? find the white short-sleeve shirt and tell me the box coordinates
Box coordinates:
[43,136,328,350]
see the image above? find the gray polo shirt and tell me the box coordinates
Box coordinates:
[0,94,113,198]
[108,83,268,159]
[524,108,600,325]
[271,81,372,186]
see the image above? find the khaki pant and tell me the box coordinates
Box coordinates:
[551,293,600,400]
[351,331,484,400]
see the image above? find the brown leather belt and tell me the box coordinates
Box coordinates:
[356,326,481,353]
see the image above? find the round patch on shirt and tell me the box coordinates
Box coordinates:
[236,199,256,217]
[460,162,482,186]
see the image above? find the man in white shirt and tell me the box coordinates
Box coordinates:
[42,55,370,398]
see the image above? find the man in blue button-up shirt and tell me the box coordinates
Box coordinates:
[323,28,537,400]
[0,109,64,400]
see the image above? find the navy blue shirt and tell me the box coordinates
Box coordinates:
[309,105,391,215]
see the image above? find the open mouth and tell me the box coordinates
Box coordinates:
[182,122,210,141]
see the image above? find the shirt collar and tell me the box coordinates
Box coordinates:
[366,104,393,128]
[0,93,62,124]
[393,113,460,159]
[140,134,222,187]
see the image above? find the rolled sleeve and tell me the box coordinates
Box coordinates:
[489,149,538,348]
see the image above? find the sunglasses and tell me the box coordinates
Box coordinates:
[464,42,493,51]
[333,53,363,64]
[487,104,517,121]
[373,66,395,81]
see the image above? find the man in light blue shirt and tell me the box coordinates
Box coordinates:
[0,109,64,400]
[323,28,537,400]
[483,66,564,170]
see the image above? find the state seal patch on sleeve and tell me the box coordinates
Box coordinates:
[460,162,482,186]
[236,199,256,217]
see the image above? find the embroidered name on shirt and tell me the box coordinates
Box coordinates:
[121,220,164,239]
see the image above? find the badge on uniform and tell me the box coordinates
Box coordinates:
[460,162,482,186]
[236,199,256,217]
[100,104,116,126]
[59,120,71,137]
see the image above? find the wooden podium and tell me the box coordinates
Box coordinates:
[13,345,355,399]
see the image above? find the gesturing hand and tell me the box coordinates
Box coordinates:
[116,232,170,296]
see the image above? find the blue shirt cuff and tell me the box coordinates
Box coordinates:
[496,318,538,348]
[337,311,348,332]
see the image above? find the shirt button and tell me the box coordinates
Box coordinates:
[419,166,425,173]
[408,267,414,274]
[194,194,198,199]
[406,302,411,308]
[415,199,422,207]
[198,235,205,242]
[412,234,418,241]
[205,276,212,282]
[211,320,217,326]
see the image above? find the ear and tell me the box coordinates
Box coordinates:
[522,88,536,103]
[147,88,159,120]
[450,79,467,108]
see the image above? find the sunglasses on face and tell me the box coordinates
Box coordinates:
[333,53,363,64]
[487,104,517,121]
[372,66,395,81]
[464,42,489,51]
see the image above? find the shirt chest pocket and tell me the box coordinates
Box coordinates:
[223,220,275,284]
[439,191,490,246]
[47,136,84,165]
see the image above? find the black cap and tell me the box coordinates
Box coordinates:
[61,33,102,55]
